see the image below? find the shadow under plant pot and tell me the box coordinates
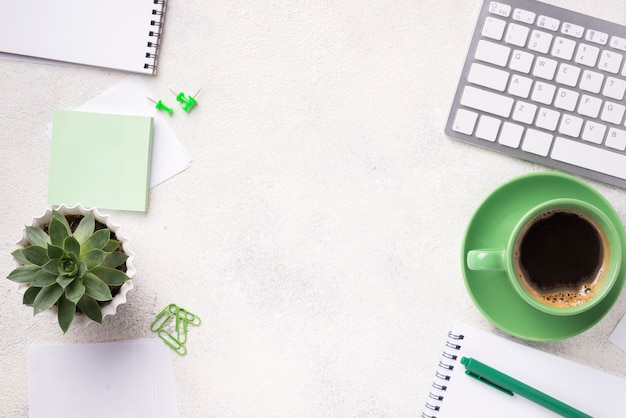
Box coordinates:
[7,204,135,333]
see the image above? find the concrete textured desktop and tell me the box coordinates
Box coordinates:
[2,1,626,417]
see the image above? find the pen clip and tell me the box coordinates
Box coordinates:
[465,370,514,396]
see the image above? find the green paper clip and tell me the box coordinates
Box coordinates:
[158,329,187,356]
[151,303,201,355]
[147,97,173,115]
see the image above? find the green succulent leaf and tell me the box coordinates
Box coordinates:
[51,209,71,226]
[7,265,40,283]
[102,239,121,252]
[65,278,85,304]
[47,243,65,260]
[57,294,76,333]
[73,212,95,244]
[21,246,50,266]
[77,294,102,323]
[90,266,130,285]
[33,284,64,315]
[49,216,71,247]
[78,261,87,278]
[11,248,29,265]
[81,229,110,254]
[25,226,50,248]
[102,251,128,269]
[63,236,80,255]
[82,249,108,269]
[43,259,61,275]
[83,272,113,301]
[58,253,80,277]
[31,269,58,287]
[23,286,42,305]
[56,275,74,289]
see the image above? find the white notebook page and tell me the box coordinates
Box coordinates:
[423,323,626,417]
[0,0,164,74]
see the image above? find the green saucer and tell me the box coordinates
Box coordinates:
[461,172,626,341]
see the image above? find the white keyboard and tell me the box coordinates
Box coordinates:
[446,0,626,188]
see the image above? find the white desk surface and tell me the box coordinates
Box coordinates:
[2,1,626,416]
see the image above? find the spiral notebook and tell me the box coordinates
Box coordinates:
[422,323,626,418]
[0,0,167,75]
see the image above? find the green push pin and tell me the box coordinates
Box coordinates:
[171,88,201,112]
[147,97,173,115]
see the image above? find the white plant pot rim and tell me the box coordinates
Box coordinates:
[15,204,135,327]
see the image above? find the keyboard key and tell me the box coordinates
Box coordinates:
[552,137,626,180]
[509,49,534,73]
[558,114,583,137]
[528,30,553,53]
[575,43,600,67]
[508,74,533,98]
[460,86,514,118]
[603,77,626,100]
[512,101,537,124]
[476,115,501,142]
[513,8,535,25]
[577,95,602,118]
[532,57,558,80]
[606,128,626,151]
[600,101,626,125]
[505,23,530,47]
[536,107,560,131]
[475,40,510,66]
[489,1,511,17]
[554,88,579,112]
[551,36,576,60]
[537,15,560,32]
[555,63,581,87]
[599,50,623,74]
[585,29,608,45]
[522,129,553,156]
[579,70,604,93]
[452,109,478,135]
[482,17,507,41]
[561,22,584,38]
[610,36,626,52]
[498,122,524,148]
[467,63,510,91]
[581,121,606,144]
[531,81,556,104]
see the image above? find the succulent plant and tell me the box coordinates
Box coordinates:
[7,209,131,332]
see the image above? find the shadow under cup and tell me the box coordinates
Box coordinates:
[467,199,622,316]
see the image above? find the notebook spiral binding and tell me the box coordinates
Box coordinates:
[144,0,168,73]
[421,331,465,418]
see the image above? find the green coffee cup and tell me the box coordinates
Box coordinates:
[467,198,622,316]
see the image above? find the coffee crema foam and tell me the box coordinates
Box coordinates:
[513,208,609,308]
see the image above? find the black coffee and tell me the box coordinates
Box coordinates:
[515,209,605,307]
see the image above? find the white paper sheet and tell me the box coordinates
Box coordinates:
[29,339,179,418]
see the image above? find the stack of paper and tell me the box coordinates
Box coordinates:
[29,339,179,418]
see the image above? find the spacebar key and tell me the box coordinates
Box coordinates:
[460,86,514,118]
[551,137,626,180]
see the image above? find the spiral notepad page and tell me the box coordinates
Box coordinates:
[422,323,626,418]
[0,0,166,75]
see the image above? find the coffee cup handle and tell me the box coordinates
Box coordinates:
[467,249,506,271]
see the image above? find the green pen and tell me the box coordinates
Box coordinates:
[461,357,592,418]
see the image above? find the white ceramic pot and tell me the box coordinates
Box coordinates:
[14,204,135,327]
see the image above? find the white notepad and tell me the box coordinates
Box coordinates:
[0,0,167,74]
[422,323,626,417]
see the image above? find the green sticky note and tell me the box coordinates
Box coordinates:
[48,110,154,211]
